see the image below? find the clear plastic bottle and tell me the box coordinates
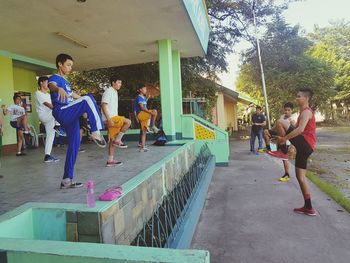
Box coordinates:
[86,180,96,208]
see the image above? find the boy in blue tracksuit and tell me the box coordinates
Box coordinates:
[48,53,106,189]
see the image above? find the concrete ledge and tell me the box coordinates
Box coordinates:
[215,162,229,167]
[0,238,210,263]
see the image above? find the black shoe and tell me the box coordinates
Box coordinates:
[282,173,290,178]
[44,155,60,163]
[16,152,26,156]
[60,181,83,189]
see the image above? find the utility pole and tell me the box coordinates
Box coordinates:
[252,0,271,129]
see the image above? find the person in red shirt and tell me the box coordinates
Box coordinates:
[269,88,316,216]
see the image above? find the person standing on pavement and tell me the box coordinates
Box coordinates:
[269,88,317,216]
[35,76,60,163]
[48,53,106,189]
[250,106,266,153]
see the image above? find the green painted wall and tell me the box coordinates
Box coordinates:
[0,50,56,70]
[32,209,66,241]
[182,0,210,53]
[13,66,40,132]
[2,238,210,263]
[181,115,229,165]
[0,58,40,146]
[0,208,66,241]
[0,56,16,145]
[158,39,176,137]
[0,209,34,239]
[172,50,183,134]
[181,115,195,139]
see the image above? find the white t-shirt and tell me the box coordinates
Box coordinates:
[101,87,119,121]
[35,90,52,115]
[7,104,25,122]
[280,114,297,126]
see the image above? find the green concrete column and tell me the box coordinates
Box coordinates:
[158,39,175,138]
[172,50,183,138]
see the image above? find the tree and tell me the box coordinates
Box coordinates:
[236,16,335,121]
[308,20,350,120]
[309,20,350,93]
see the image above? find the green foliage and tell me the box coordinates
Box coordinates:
[307,171,350,214]
[236,16,335,120]
[69,63,159,98]
[308,20,350,101]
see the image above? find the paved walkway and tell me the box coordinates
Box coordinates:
[0,142,179,215]
[191,139,350,263]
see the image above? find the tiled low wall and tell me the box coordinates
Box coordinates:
[0,142,211,262]
[65,142,196,245]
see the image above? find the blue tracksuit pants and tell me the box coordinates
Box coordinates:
[53,95,104,180]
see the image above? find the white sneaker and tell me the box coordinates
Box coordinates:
[151,126,160,134]
[139,147,149,152]
[112,140,128,149]
[90,133,107,148]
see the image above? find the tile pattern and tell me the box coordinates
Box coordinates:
[98,144,196,245]
[63,143,195,245]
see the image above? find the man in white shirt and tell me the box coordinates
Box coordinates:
[1,94,30,156]
[101,76,131,167]
[35,76,60,163]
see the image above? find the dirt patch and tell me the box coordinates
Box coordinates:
[309,127,350,199]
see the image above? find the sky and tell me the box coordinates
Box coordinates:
[218,0,350,90]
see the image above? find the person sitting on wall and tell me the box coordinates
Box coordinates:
[1,94,30,156]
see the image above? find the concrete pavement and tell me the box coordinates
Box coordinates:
[0,142,180,215]
[191,138,350,263]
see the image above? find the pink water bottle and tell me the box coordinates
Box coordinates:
[86,180,96,208]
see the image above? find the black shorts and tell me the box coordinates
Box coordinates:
[10,121,24,131]
[286,126,313,169]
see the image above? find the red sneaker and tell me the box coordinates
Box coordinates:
[267,150,288,160]
[293,206,316,216]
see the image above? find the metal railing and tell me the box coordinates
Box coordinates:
[130,144,212,248]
